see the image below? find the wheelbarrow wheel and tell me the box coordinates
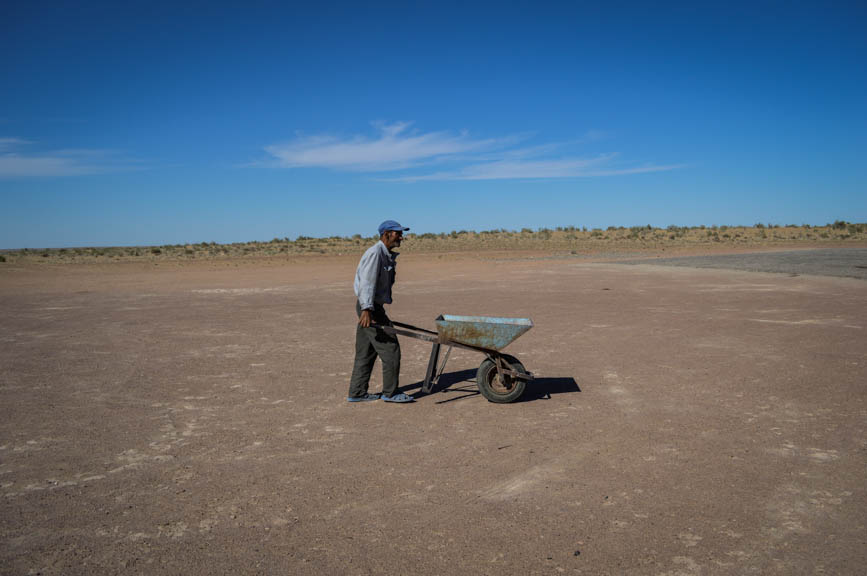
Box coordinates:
[477,354,527,403]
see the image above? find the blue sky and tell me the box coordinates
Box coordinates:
[1,0,865,248]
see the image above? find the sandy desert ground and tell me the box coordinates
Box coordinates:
[1,248,866,575]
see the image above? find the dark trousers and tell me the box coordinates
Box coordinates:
[348,302,401,398]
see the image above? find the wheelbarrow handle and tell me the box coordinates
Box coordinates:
[392,320,439,335]
[371,323,440,343]
[369,320,437,336]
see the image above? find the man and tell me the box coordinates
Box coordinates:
[347,220,415,403]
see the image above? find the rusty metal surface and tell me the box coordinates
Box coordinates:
[435,314,533,350]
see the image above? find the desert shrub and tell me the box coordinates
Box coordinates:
[590,229,603,238]
[719,225,728,232]
[820,232,830,238]
[151,247,161,254]
[185,249,194,255]
[755,223,765,229]
[0,255,5,262]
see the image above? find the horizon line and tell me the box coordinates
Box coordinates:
[1,220,862,251]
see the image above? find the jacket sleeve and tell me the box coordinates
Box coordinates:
[355,249,379,310]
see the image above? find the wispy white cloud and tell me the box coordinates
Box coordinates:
[580,129,611,142]
[262,122,682,181]
[0,137,30,151]
[384,156,686,182]
[386,154,614,182]
[0,138,144,178]
[265,122,510,172]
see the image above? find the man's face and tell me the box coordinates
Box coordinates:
[383,230,403,249]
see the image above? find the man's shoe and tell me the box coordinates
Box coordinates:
[381,393,415,403]
[347,393,380,403]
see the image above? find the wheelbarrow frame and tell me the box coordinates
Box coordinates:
[377,319,535,398]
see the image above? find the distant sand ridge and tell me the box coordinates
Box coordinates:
[1,222,866,264]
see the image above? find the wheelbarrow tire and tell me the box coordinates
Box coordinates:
[477,354,527,403]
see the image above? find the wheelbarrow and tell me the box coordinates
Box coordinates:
[378,315,535,403]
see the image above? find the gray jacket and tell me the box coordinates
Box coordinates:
[354,240,398,310]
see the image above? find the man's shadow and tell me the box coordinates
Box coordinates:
[403,369,581,404]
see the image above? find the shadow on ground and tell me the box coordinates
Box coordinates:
[517,376,581,402]
[405,369,580,404]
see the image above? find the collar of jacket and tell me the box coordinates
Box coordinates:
[376,240,399,260]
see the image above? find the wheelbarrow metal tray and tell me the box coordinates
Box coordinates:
[435,315,533,351]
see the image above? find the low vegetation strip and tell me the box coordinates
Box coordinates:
[2,222,866,263]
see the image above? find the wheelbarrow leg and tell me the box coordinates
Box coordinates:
[422,342,441,394]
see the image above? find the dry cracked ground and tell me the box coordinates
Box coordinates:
[1,248,866,575]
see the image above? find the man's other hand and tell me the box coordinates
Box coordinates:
[359,309,372,328]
